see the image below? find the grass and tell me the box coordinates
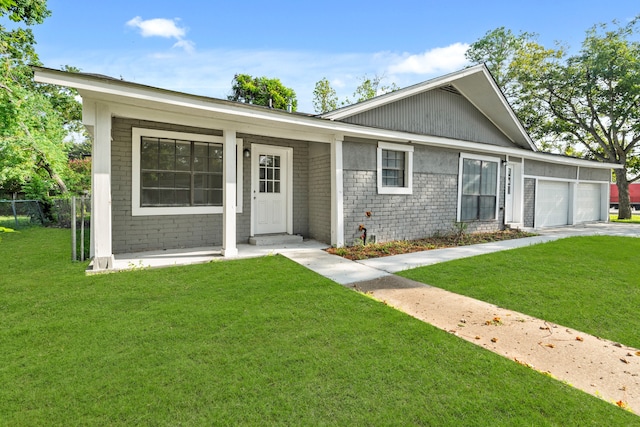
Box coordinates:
[0,214,36,229]
[400,235,640,349]
[610,213,640,223]
[0,228,636,425]
[327,229,535,260]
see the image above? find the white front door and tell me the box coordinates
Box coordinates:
[251,144,292,235]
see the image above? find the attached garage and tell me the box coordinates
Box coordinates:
[575,183,602,223]
[535,180,570,227]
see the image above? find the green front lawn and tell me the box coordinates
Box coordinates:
[610,213,640,223]
[0,228,635,424]
[400,235,640,349]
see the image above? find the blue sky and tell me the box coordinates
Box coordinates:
[20,0,640,112]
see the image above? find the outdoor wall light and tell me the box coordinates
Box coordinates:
[243,148,251,158]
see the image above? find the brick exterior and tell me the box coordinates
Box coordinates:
[111,119,320,254]
[111,118,230,253]
[308,148,331,244]
[239,134,311,238]
[342,171,503,245]
[341,141,505,245]
[523,178,536,227]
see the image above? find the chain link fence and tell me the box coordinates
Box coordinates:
[0,200,46,228]
[0,197,91,261]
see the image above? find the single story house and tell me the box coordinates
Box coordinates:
[34,65,615,271]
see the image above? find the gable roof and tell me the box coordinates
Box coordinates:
[33,66,618,170]
[322,64,537,151]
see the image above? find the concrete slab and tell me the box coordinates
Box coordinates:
[99,240,329,273]
[357,223,640,273]
[281,249,390,285]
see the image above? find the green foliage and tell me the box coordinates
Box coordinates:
[344,74,399,105]
[312,77,337,113]
[0,228,635,424]
[467,18,640,219]
[313,74,399,113]
[64,157,91,194]
[228,73,297,111]
[1,0,50,24]
[0,0,86,198]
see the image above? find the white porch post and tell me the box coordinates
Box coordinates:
[221,129,238,257]
[91,102,114,270]
[330,136,344,247]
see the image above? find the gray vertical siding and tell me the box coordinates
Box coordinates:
[524,159,578,179]
[341,88,515,147]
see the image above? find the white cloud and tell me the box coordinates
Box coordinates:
[173,39,195,54]
[44,44,473,113]
[126,16,186,38]
[126,16,194,52]
[388,43,470,75]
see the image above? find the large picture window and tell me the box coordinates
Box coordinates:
[140,137,223,207]
[132,128,243,216]
[459,155,499,221]
[377,141,413,195]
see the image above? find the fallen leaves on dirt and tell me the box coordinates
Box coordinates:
[326,229,536,260]
[616,400,629,410]
[485,317,502,326]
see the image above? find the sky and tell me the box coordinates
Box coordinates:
[14,0,640,113]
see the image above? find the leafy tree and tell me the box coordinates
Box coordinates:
[0,0,85,202]
[312,74,399,113]
[345,74,399,105]
[228,74,297,111]
[312,77,337,113]
[467,18,640,219]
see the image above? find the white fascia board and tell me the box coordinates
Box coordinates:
[457,68,537,152]
[34,68,334,139]
[35,68,614,171]
[322,65,487,120]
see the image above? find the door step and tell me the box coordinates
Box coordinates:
[248,234,304,246]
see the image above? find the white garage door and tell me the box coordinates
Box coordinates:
[576,183,601,223]
[536,181,570,227]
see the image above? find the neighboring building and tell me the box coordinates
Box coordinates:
[34,65,614,271]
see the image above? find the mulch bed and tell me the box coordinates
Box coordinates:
[326,229,536,260]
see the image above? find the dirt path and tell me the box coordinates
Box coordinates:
[353,275,640,415]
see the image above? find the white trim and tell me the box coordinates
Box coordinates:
[457,152,501,222]
[235,140,244,212]
[34,68,616,170]
[221,130,238,257]
[377,141,414,195]
[331,137,345,247]
[91,102,114,269]
[324,66,488,120]
[131,128,244,216]
[522,175,610,184]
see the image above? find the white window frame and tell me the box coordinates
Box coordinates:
[132,128,243,216]
[377,141,413,195]
[457,152,501,222]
